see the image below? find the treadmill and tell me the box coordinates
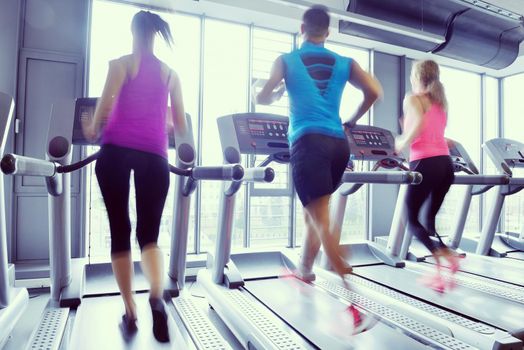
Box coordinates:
[396,139,524,287]
[197,113,482,350]
[315,126,522,349]
[1,98,241,349]
[319,127,524,346]
[0,92,29,348]
[462,138,524,261]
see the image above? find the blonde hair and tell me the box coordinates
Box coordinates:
[412,60,447,111]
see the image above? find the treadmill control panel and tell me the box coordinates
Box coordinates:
[242,118,288,140]
[350,129,391,149]
[447,138,479,174]
[219,113,290,155]
[346,125,402,161]
[72,97,176,148]
[72,98,98,145]
[218,114,405,164]
[484,138,524,175]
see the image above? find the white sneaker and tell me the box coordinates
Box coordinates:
[294,264,316,282]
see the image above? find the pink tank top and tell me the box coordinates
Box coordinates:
[102,53,169,158]
[407,103,449,162]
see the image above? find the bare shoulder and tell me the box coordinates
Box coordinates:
[159,60,179,84]
[109,56,126,67]
[404,93,423,108]
[115,54,134,66]
[111,56,134,73]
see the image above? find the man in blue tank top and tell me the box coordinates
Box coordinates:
[256,6,382,286]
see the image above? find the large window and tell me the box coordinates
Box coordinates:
[503,73,524,234]
[294,42,370,245]
[87,1,200,257]
[199,19,250,252]
[437,67,482,236]
[249,28,294,248]
[483,77,500,223]
[87,1,374,258]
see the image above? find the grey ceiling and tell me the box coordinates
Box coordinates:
[485,0,524,15]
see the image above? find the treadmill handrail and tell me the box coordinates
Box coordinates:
[57,152,99,173]
[339,170,422,196]
[1,154,57,177]
[453,174,509,185]
[508,177,524,186]
[341,170,422,185]
[182,164,245,181]
[242,166,275,183]
[3,153,245,182]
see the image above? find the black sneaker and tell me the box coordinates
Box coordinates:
[119,314,138,342]
[149,298,170,343]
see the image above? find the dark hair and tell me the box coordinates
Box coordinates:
[303,5,330,37]
[131,10,173,47]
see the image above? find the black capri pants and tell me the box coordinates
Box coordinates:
[291,133,350,207]
[95,144,170,254]
[406,155,455,253]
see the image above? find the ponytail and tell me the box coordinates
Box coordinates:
[131,11,174,48]
[427,80,447,112]
[151,13,174,47]
[412,60,447,112]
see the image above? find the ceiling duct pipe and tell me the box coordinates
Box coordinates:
[214,0,445,46]
[342,0,524,69]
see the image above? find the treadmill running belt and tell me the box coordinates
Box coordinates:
[507,251,524,261]
[69,294,186,349]
[424,254,524,286]
[353,264,524,340]
[84,263,150,296]
[245,278,429,350]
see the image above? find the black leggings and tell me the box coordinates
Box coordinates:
[95,144,170,254]
[406,155,454,253]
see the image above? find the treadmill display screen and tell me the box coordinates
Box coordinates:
[246,118,288,140]
[72,97,177,148]
[350,130,390,149]
[249,123,264,131]
[72,98,98,145]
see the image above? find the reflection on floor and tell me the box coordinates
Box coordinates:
[3,282,242,350]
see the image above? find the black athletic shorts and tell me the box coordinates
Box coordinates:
[291,133,350,207]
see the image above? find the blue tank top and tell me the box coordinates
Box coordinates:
[282,41,352,144]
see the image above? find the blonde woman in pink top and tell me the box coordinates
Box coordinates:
[83,11,188,343]
[395,60,460,293]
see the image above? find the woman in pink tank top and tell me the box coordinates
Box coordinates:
[396,60,461,294]
[82,11,188,342]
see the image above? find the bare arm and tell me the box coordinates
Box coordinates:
[344,61,383,127]
[395,95,424,152]
[86,59,126,139]
[169,70,188,137]
[255,56,285,105]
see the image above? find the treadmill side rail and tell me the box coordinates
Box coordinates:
[172,296,233,350]
[59,258,84,308]
[0,288,29,349]
[197,269,309,350]
[368,242,405,268]
[224,260,244,289]
[25,305,69,350]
